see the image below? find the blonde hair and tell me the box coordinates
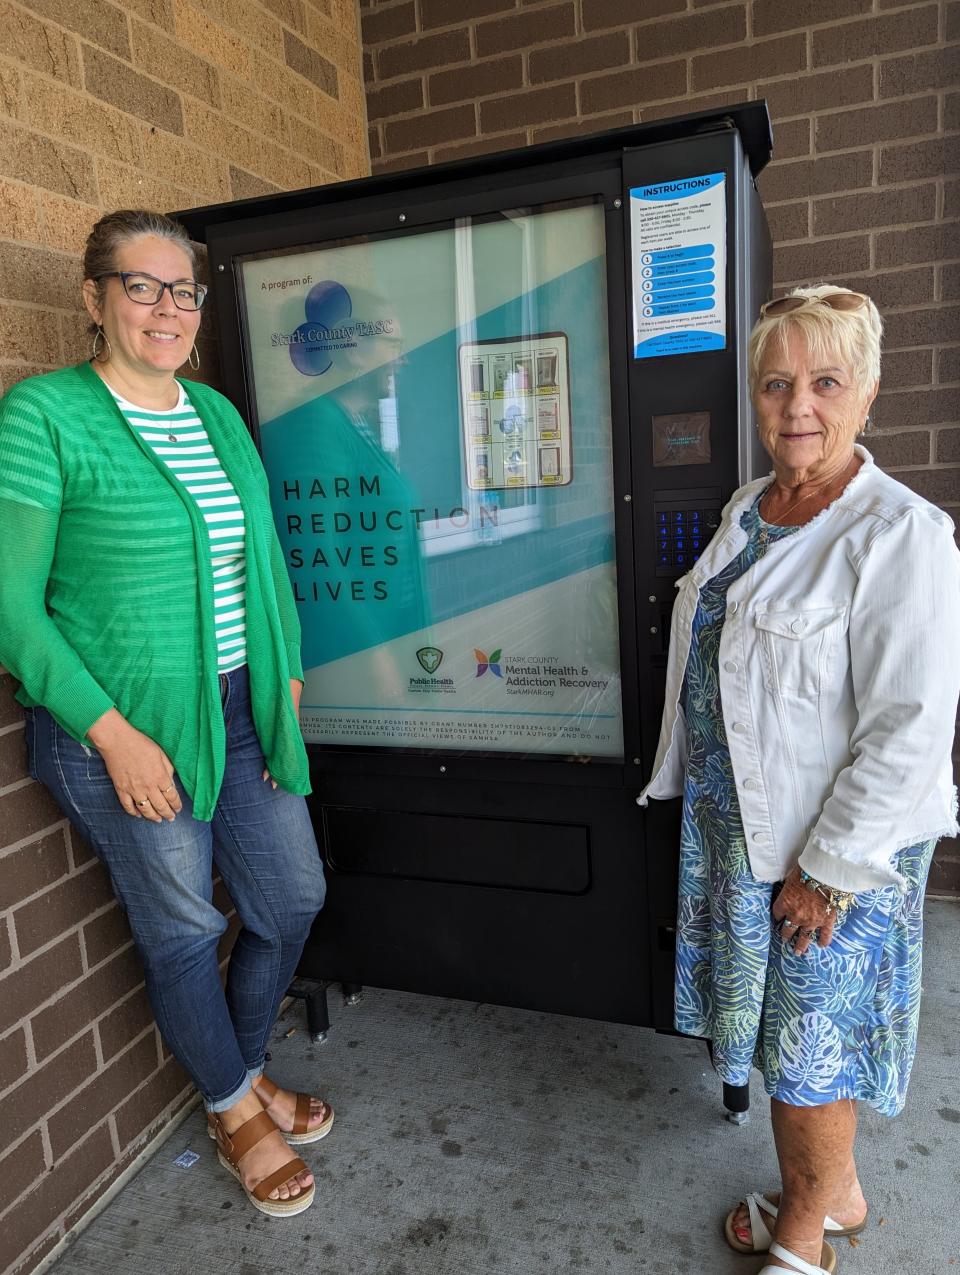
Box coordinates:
[748,284,883,394]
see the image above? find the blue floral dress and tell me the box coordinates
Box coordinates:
[674,499,935,1116]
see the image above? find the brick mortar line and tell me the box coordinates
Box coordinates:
[371,3,945,48]
[18,1087,199,1275]
[0,135,209,211]
[0,719,25,738]
[0,1080,176,1232]
[93,137,318,188]
[13,0,301,58]
[773,137,952,165]
[377,119,952,158]
[0,995,153,1111]
[0,818,71,859]
[371,97,950,182]
[0,845,100,896]
[0,44,199,125]
[373,132,949,220]
[84,932,138,976]
[374,39,953,96]
[107,1111,121,1160]
[0,775,34,798]
[0,51,357,159]
[765,183,957,207]
[858,126,960,156]
[0,894,119,980]
[181,102,359,169]
[2,60,226,133]
[3,1022,169,1149]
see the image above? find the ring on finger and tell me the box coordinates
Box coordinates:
[136,798,150,808]
[162,784,176,794]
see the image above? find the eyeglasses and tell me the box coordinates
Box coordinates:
[760,291,868,319]
[96,271,208,311]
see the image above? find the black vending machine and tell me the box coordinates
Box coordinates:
[175,101,773,1041]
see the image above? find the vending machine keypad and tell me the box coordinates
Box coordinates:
[654,503,721,575]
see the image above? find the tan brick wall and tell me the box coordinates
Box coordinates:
[362,0,960,892]
[0,4,367,1273]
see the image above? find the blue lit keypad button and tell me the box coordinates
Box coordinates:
[657,510,669,524]
[674,537,686,552]
[658,552,671,568]
[673,510,684,523]
[674,552,687,566]
[691,537,702,551]
[690,509,701,523]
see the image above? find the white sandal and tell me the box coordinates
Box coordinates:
[725,1191,866,1253]
[759,1240,837,1275]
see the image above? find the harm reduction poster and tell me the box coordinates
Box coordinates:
[630,172,727,359]
[238,201,624,759]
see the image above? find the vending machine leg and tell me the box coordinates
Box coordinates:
[705,1040,750,1123]
[287,978,331,1043]
[723,1081,750,1125]
[342,982,364,1006]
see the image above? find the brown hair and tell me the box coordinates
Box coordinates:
[83,210,197,330]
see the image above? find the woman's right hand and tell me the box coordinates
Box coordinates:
[87,709,182,822]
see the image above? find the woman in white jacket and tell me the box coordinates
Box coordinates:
[640,286,960,1275]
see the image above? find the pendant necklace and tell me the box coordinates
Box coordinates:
[757,458,857,547]
[99,366,179,440]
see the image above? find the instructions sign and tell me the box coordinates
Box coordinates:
[459,334,572,490]
[630,172,726,359]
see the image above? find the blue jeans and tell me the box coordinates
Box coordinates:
[26,665,326,1111]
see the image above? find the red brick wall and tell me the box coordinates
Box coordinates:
[361,0,960,890]
[0,4,368,1273]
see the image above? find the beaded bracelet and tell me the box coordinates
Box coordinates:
[799,868,855,916]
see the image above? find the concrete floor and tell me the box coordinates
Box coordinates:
[51,901,959,1275]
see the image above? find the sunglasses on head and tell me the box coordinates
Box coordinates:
[760,291,868,319]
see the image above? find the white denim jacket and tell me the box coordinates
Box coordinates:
[639,446,960,893]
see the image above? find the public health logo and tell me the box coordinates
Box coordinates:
[416,646,443,674]
[288,280,352,377]
[474,647,502,678]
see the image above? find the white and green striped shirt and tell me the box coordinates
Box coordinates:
[109,382,247,673]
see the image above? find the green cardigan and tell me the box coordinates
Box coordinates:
[0,362,310,820]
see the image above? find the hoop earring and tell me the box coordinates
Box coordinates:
[92,326,112,363]
[188,344,200,372]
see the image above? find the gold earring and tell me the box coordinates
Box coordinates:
[92,326,112,362]
[188,344,200,372]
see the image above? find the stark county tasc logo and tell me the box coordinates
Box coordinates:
[288,280,353,377]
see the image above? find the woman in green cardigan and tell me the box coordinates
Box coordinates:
[0,210,330,1218]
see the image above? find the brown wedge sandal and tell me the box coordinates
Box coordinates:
[211,1110,315,1218]
[252,1072,335,1145]
[206,1075,335,1146]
